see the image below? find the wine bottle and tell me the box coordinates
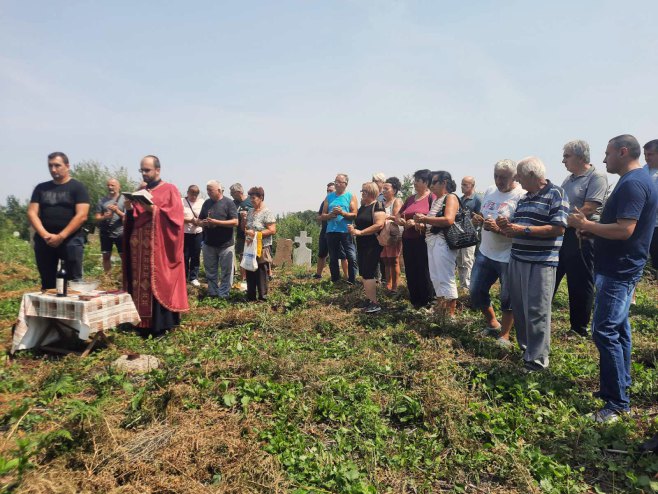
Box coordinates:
[56,260,68,297]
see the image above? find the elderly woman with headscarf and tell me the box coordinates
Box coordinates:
[414,171,459,319]
[348,182,386,313]
[243,186,276,301]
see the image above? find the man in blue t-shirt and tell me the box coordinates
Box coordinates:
[314,182,348,279]
[643,139,658,268]
[320,173,359,284]
[568,134,658,423]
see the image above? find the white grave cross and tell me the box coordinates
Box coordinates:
[293,230,312,267]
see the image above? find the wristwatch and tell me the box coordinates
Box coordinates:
[524,227,531,236]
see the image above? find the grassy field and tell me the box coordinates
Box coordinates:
[1,233,657,493]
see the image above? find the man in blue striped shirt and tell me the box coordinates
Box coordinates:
[497,157,569,372]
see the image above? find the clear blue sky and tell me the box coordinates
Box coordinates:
[2,0,656,214]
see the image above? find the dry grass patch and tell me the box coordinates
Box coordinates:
[18,403,289,494]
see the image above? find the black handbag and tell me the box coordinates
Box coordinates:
[430,194,479,250]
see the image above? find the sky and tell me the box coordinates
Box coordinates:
[1,0,657,214]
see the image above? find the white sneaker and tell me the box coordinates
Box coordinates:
[190,279,201,287]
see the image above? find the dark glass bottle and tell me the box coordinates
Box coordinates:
[56,260,68,297]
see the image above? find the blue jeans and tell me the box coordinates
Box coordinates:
[326,232,357,283]
[469,252,511,311]
[203,244,234,298]
[592,273,639,412]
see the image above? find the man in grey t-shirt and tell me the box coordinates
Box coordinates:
[554,139,608,337]
[95,178,126,273]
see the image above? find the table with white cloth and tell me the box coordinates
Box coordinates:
[11,291,141,356]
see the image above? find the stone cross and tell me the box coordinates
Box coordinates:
[293,231,312,267]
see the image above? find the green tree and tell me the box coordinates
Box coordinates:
[400,174,414,201]
[0,195,30,239]
[70,160,138,231]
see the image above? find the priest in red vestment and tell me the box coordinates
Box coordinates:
[123,155,189,336]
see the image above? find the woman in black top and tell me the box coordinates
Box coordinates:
[348,182,386,313]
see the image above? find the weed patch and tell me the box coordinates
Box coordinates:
[1,236,657,493]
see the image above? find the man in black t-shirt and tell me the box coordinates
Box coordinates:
[27,152,91,289]
[200,180,239,298]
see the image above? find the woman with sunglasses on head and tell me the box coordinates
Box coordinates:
[414,171,459,319]
[348,182,386,313]
[243,186,276,301]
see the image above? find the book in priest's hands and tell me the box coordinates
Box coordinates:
[122,189,154,205]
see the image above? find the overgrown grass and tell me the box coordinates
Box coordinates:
[1,234,657,493]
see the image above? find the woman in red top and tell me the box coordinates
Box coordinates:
[395,170,436,308]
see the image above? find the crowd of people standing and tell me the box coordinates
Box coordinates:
[312,134,658,424]
[26,133,658,426]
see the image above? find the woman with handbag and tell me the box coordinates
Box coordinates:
[348,182,386,313]
[414,171,460,319]
[243,186,276,301]
[380,177,404,293]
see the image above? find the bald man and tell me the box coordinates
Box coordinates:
[457,176,482,293]
[95,178,126,273]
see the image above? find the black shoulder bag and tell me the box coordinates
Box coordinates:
[430,193,479,250]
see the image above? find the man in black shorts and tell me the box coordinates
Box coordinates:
[95,178,125,273]
[314,182,348,279]
[27,152,90,289]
